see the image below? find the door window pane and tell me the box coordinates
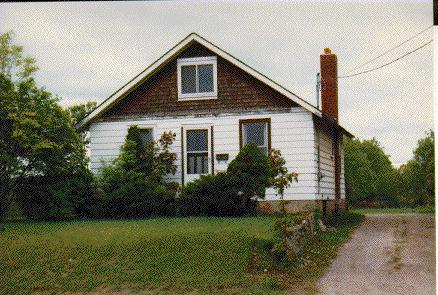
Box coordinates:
[198,64,214,92]
[187,129,208,152]
[181,65,196,94]
[187,153,208,174]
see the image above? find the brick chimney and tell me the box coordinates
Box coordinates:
[320,48,338,122]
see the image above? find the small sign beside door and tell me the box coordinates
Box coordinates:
[216,153,229,162]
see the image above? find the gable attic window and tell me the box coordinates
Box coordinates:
[177,56,217,100]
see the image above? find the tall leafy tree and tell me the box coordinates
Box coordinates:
[399,130,434,206]
[344,137,399,207]
[67,101,97,125]
[0,31,90,227]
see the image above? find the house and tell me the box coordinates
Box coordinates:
[77,33,353,214]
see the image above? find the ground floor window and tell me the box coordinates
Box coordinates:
[239,118,271,155]
[139,128,153,146]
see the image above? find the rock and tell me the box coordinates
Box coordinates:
[319,219,327,232]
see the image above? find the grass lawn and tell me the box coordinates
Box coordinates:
[351,206,435,215]
[1,216,277,294]
[0,213,365,294]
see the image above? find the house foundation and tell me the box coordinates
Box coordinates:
[257,199,347,215]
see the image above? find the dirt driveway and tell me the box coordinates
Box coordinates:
[317,214,435,295]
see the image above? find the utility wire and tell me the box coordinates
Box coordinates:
[343,25,433,75]
[338,39,433,79]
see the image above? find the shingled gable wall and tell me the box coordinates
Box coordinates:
[100,42,299,119]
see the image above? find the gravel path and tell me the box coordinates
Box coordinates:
[317,214,435,295]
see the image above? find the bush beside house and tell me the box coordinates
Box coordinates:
[179,143,270,216]
[93,126,178,218]
[178,173,241,216]
[16,170,93,220]
[95,135,275,218]
[179,143,299,217]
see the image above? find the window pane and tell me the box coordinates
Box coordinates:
[139,128,153,146]
[202,156,208,173]
[187,129,208,151]
[188,155,196,174]
[187,153,208,174]
[196,156,203,174]
[244,122,266,146]
[198,64,214,93]
[181,65,196,94]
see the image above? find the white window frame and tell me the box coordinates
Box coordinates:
[186,129,209,175]
[182,123,213,185]
[242,122,269,155]
[177,56,218,100]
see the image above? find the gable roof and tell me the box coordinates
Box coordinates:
[77,33,339,132]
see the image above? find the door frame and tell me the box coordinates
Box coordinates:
[182,123,213,186]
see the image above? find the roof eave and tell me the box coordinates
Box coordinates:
[320,113,354,138]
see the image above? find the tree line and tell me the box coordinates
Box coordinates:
[344,131,434,208]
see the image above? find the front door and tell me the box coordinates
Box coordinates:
[183,126,211,185]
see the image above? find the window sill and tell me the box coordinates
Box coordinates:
[178,95,218,101]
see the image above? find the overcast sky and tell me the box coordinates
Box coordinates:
[0,1,433,166]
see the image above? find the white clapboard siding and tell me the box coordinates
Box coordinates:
[313,127,347,201]
[89,109,320,201]
[314,127,336,199]
[340,138,346,199]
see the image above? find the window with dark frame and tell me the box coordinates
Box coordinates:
[241,121,269,155]
[186,129,209,174]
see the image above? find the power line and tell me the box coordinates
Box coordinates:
[338,39,433,79]
[343,25,433,75]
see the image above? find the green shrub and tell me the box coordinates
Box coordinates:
[96,170,175,218]
[179,173,244,216]
[95,127,178,219]
[227,143,269,200]
[16,170,93,221]
[179,143,270,217]
[267,148,298,209]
